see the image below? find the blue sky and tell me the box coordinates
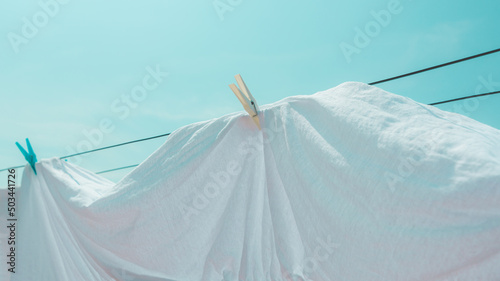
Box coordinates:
[1,0,499,185]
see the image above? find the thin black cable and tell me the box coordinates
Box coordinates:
[0,164,24,172]
[92,90,500,175]
[429,90,500,106]
[0,133,171,173]
[60,133,171,159]
[2,48,500,174]
[0,163,140,175]
[369,48,500,85]
[3,89,500,175]
[3,90,500,174]
[96,164,139,175]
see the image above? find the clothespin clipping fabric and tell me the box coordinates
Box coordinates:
[229,74,261,130]
[15,138,37,175]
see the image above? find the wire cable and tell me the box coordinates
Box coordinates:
[429,90,500,106]
[0,133,171,173]
[3,90,500,175]
[2,48,500,174]
[369,48,500,85]
[3,89,500,175]
[0,164,25,172]
[60,133,171,159]
[96,164,139,175]
[91,90,500,175]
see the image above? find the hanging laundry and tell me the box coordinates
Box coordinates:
[7,82,500,281]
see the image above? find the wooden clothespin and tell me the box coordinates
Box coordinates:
[229,74,261,130]
[15,138,37,175]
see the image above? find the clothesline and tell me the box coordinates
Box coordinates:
[5,89,500,176]
[368,48,500,85]
[2,48,500,175]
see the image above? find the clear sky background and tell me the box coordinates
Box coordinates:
[1,0,499,186]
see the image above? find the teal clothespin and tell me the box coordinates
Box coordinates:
[15,138,37,175]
